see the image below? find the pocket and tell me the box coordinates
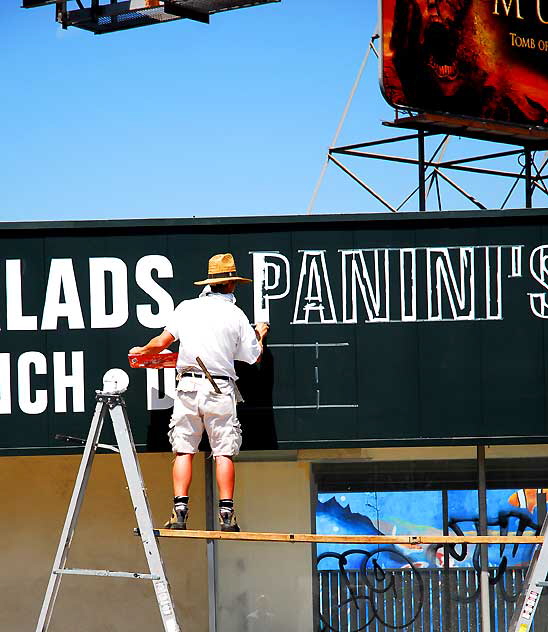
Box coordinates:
[207,388,233,408]
[216,383,233,397]
[177,377,199,393]
[232,418,242,454]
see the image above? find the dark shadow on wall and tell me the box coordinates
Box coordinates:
[236,346,277,451]
[145,347,277,452]
[146,406,172,452]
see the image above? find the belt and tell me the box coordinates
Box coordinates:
[181,372,230,381]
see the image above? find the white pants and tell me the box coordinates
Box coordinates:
[168,376,242,457]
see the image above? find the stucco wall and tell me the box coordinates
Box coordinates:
[0,453,315,632]
[215,460,314,632]
[0,452,208,632]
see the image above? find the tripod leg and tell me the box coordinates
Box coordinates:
[109,402,181,632]
[35,400,108,632]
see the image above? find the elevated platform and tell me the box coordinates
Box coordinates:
[24,0,280,34]
[385,113,548,149]
[138,529,544,544]
[163,0,279,24]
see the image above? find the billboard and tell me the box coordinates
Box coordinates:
[2,210,548,456]
[380,0,548,127]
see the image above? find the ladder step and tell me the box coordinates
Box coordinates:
[53,568,160,580]
[537,581,548,587]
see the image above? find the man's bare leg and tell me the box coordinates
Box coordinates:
[173,453,194,497]
[215,455,235,499]
[164,453,194,530]
[216,455,240,531]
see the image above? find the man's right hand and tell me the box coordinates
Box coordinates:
[128,332,175,357]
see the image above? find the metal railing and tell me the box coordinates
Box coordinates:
[317,567,546,632]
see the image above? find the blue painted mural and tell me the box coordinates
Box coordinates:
[316,488,543,570]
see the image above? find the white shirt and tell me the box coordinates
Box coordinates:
[164,286,261,380]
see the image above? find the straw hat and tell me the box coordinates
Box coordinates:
[194,253,252,286]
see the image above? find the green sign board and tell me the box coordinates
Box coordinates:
[2,210,548,455]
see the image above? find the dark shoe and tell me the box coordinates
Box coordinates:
[164,506,188,530]
[219,507,240,532]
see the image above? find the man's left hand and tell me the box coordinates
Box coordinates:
[255,323,269,341]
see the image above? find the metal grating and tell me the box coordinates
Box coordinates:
[166,0,279,12]
[163,0,279,23]
[24,1,280,34]
[89,8,182,34]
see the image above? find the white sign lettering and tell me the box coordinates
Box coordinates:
[53,351,85,413]
[0,351,84,415]
[89,258,129,329]
[146,367,176,410]
[427,247,475,320]
[6,259,38,331]
[253,245,522,324]
[0,353,11,413]
[18,351,48,415]
[293,251,337,324]
[341,249,390,323]
[41,259,85,330]
[529,245,548,318]
[252,252,290,323]
[136,255,174,328]
[3,240,548,421]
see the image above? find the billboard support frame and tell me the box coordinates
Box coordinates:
[327,127,548,212]
[418,130,426,212]
[309,27,548,213]
[526,150,534,208]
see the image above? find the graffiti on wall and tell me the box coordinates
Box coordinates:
[316,489,545,631]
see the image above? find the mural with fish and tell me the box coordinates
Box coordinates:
[316,489,544,571]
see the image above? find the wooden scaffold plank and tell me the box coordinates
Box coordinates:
[137,529,544,545]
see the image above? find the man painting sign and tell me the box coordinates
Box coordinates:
[130,253,269,532]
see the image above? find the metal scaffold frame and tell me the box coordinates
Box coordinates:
[328,131,548,213]
[22,0,279,34]
[309,34,548,214]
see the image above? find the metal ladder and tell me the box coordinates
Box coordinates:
[35,371,181,632]
[509,510,548,632]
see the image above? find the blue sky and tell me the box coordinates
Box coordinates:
[0,1,540,221]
